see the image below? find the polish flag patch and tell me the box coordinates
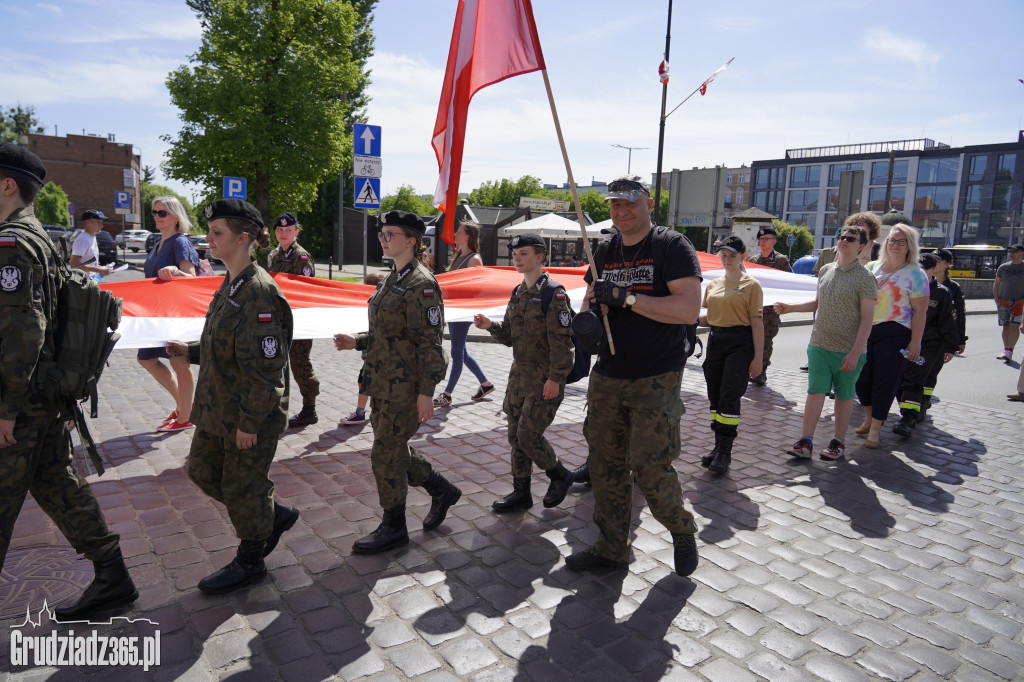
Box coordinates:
[0,236,17,248]
[258,312,273,322]
[555,292,566,300]
[423,288,435,297]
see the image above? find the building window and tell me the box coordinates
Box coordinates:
[992,183,1013,212]
[997,154,1017,181]
[868,187,906,212]
[989,212,1013,240]
[726,173,732,184]
[965,184,984,210]
[916,214,952,241]
[968,156,988,182]
[914,185,956,212]
[790,165,821,188]
[961,213,979,239]
[755,168,769,189]
[828,163,863,187]
[787,189,819,212]
[785,213,817,230]
[735,188,743,205]
[917,157,959,184]
[724,190,731,204]
[870,159,909,185]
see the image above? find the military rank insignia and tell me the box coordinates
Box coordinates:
[258,312,273,322]
[427,306,441,326]
[558,310,571,327]
[0,265,23,292]
[261,335,279,358]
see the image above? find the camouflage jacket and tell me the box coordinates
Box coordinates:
[268,242,315,277]
[355,260,447,403]
[488,273,574,397]
[188,263,292,437]
[0,207,62,420]
[749,250,793,272]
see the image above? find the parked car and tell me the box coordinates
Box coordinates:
[115,229,149,250]
[186,233,213,262]
[96,231,117,265]
[43,224,68,243]
[125,231,151,252]
[145,232,161,252]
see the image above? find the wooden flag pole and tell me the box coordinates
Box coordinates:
[540,68,615,355]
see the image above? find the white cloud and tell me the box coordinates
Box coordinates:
[862,28,940,69]
[37,3,64,16]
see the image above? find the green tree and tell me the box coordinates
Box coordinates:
[466,175,545,207]
[378,185,439,216]
[770,219,814,261]
[882,210,910,226]
[142,183,198,232]
[142,165,157,183]
[0,104,44,143]
[543,188,611,223]
[34,182,69,227]
[162,0,378,226]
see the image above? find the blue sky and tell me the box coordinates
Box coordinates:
[3,0,1023,204]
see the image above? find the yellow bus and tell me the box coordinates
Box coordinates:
[944,245,1007,279]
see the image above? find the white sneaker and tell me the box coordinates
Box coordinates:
[997,349,1013,361]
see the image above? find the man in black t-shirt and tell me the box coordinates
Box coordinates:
[565,175,702,578]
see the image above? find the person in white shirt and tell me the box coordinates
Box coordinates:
[70,209,113,277]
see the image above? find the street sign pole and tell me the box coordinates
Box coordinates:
[353,123,382,278]
[363,210,368,280]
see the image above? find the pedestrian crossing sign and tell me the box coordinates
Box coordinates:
[355,177,381,209]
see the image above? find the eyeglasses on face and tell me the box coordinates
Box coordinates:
[837,235,860,243]
[377,230,403,242]
[151,209,169,218]
[888,238,908,246]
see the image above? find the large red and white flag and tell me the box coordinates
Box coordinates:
[432,0,546,246]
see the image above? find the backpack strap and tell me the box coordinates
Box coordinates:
[540,278,563,314]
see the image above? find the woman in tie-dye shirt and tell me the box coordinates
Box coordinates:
[854,224,928,449]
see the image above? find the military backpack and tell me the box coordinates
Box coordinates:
[508,279,592,384]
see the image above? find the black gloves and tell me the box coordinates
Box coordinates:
[592,279,627,308]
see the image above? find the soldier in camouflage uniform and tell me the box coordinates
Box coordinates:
[0,143,138,620]
[334,210,462,554]
[474,233,575,513]
[566,175,701,578]
[268,212,320,428]
[747,225,791,386]
[167,199,299,594]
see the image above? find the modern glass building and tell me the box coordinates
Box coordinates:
[750,133,1024,248]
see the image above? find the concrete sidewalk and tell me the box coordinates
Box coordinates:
[2,339,1022,681]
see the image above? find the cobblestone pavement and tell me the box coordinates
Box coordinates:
[2,338,1023,681]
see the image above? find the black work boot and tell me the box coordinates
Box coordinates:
[893,414,916,438]
[701,432,721,468]
[573,463,591,485]
[288,405,318,428]
[708,436,733,475]
[672,533,699,577]
[492,477,533,513]
[55,549,138,621]
[198,540,267,595]
[263,502,300,557]
[422,471,462,530]
[353,506,409,554]
[543,462,574,508]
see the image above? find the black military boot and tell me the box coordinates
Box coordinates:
[573,463,591,485]
[422,471,462,530]
[701,432,721,468]
[353,506,409,554]
[55,549,138,621]
[672,532,699,577]
[543,462,574,508]
[492,478,533,512]
[288,405,318,428]
[893,414,916,438]
[263,502,300,556]
[198,540,267,595]
[708,436,733,475]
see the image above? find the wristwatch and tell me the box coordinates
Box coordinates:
[624,293,637,309]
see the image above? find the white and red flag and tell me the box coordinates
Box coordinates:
[432,0,546,246]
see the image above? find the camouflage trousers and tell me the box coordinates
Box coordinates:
[504,391,562,478]
[290,339,320,407]
[0,414,119,567]
[187,427,277,541]
[369,398,434,509]
[584,369,698,563]
[761,307,780,372]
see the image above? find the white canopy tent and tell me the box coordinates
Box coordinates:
[501,213,607,239]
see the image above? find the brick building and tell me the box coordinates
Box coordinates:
[26,133,142,234]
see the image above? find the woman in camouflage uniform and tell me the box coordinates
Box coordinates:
[267,212,320,428]
[167,199,299,594]
[334,210,462,554]
[474,232,575,513]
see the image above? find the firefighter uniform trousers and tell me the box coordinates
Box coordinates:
[703,326,755,438]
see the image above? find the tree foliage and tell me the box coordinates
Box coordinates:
[465,175,545,207]
[142,183,198,232]
[35,182,69,227]
[770,219,815,261]
[0,104,44,143]
[882,210,910,226]
[378,185,439,216]
[162,0,377,225]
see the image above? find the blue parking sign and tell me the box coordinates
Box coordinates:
[223,176,247,200]
[115,191,130,209]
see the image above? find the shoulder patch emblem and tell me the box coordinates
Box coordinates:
[0,236,17,248]
[423,288,435,297]
[302,265,312,276]
[299,255,309,261]
[0,265,23,292]
[427,306,441,326]
[261,335,279,358]
[555,292,566,300]
[258,312,273,322]
[558,310,571,327]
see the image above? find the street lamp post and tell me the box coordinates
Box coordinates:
[610,144,649,174]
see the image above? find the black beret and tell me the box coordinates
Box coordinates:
[274,212,297,228]
[0,143,46,184]
[756,226,777,238]
[717,235,747,254]
[378,210,425,235]
[507,232,546,251]
[919,253,938,270]
[81,209,106,221]
[204,199,264,228]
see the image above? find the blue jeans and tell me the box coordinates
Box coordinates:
[444,322,488,394]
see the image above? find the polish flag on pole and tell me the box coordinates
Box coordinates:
[432,0,546,246]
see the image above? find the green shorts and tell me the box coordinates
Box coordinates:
[806,345,865,400]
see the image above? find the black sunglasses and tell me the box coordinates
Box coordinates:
[608,179,648,193]
[837,235,861,243]
[151,209,169,218]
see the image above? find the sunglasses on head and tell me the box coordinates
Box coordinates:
[608,179,648,194]
[151,209,169,218]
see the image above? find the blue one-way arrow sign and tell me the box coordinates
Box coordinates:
[353,124,381,158]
